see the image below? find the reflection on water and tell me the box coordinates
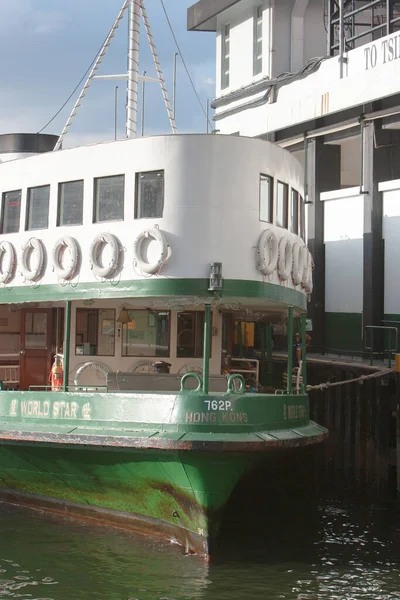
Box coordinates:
[0,489,400,599]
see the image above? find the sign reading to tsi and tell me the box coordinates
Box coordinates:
[364,35,400,70]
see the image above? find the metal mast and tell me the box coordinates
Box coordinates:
[127,0,141,138]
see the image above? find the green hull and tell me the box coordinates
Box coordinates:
[0,387,327,555]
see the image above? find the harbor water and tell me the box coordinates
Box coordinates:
[0,479,399,600]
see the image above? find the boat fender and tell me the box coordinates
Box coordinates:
[277,236,293,281]
[256,229,278,275]
[73,361,110,386]
[52,236,80,281]
[89,233,120,279]
[292,243,304,285]
[133,227,168,274]
[0,241,16,284]
[21,237,45,282]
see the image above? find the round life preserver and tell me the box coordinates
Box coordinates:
[21,238,45,282]
[130,360,155,374]
[74,361,110,386]
[256,229,278,275]
[52,236,80,281]
[0,241,16,284]
[89,233,120,279]
[292,243,304,285]
[277,236,293,281]
[133,227,168,274]
[302,248,314,294]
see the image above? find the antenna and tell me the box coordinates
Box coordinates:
[54,0,176,150]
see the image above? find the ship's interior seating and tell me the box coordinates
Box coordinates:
[106,372,229,393]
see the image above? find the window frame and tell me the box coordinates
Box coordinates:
[221,24,230,90]
[1,189,22,234]
[121,309,171,357]
[259,174,273,223]
[93,174,125,224]
[26,184,51,231]
[290,188,299,235]
[75,308,116,357]
[276,181,289,229]
[299,195,306,240]
[253,6,263,76]
[177,311,212,359]
[57,179,84,227]
[134,170,165,219]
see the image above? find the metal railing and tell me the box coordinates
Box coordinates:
[364,325,398,367]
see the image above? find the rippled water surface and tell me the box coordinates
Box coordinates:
[0,491,400,600]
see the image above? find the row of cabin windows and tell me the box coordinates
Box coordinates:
[0,170,164,234]
[259,174,305,239]
[221,6,263,89]
[75,308,206,359]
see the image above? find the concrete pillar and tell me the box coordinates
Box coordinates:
[307,138,341,352]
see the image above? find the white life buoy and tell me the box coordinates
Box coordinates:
[52,236,80,281]
[133,227,168,274]
[292,243,304,285]
[256,229,278,276]
[74,361,110,386]
[21,238,45,282]
[0,241,16,284]
[89,233,120,279]
[302,248,314,294]
[130,360,156,374]
[277,236,293,281]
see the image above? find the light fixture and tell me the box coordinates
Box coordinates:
[208,262,223,292]
[117,307,131,324]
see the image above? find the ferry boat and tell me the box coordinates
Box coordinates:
[0,0,327,555]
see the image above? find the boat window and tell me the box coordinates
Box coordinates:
[26,185,50,231]
[221,24,230,89]
[177,312,210,358]
[290,188,299,234]
[94,175,124,223]
[75,308,115,356]
[1,190,21,234]
[300,195,305,240]
[259,174,273,223]
[121,309,170,357]
[135,170,164,219]
[253,6,263,76]
[58,180,84,226]
[276,181,288,228]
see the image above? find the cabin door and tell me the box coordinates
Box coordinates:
[19,308,53,391]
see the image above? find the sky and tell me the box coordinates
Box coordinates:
[0,0,216,147]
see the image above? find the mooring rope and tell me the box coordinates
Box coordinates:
[307,367,395,392]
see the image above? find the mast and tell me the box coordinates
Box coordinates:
[127,0,141,138]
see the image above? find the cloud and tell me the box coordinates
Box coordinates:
[202,76,216,87]
[0,1,67,35]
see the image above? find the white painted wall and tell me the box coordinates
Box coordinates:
[381,181,400,314]
[0,134,306,297]
[322,190,364,313]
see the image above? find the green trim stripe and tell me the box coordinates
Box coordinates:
[0,278,307,310]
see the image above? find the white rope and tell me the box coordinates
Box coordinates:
[307,367,394,392]
[140,0,177,133]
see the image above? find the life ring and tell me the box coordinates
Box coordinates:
[89,233,120,279]
[133,227,168,274]
[21,238,45,282]
[302,248,314,294]
[277,236,293,281]
[256,229,278,275]
[130,360,156,374]
[0,241,16,284]
[73,361,110,386]
[52,236,80,281]
[292,243,304,285]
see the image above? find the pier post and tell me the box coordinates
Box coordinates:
[287,306,294,393]
[202,304,211,394]
[63,300,71,392]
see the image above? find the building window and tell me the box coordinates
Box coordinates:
[300,195,305,240]
[75,308,115,356]
[221,24,230,89]
[26,185,50,231]
[177,311,208,358]
[135,171,164,219]
[253,6,263,76]
[58,180,84,226]
[1,190,21,234]
[259,174,273,223]
[291,188,299,234]
[94,175,124,223]
[276,181,289,228]
[121,310,170,357]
